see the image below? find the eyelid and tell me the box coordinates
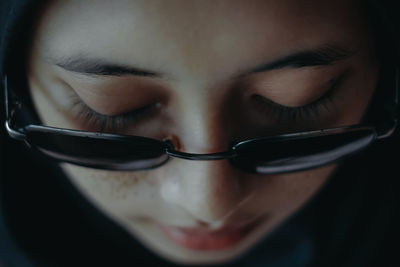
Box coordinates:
[252,91,333,122]
[257,71,346,108]
[252,72,346,123]
[69,91,156,132]
[246,62,350,106]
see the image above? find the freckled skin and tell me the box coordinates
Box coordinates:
[27,0,378,265]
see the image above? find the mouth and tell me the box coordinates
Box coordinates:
[158,219,262,251]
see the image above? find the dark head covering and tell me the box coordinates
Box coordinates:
[1,2,44,266]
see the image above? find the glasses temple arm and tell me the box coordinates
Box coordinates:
[3,75,26,140]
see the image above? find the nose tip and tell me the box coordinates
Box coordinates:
[160,159,246,224]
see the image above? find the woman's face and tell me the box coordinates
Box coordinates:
[27,0,378,264]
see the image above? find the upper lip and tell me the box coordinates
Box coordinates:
[176,226,246,236]
[160,217,262,235]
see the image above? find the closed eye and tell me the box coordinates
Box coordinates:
[252,92,333,123]
[252,72,345,125]
[69,93,157,132]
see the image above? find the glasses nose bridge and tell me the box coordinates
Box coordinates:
[162,127,237,160]
[165,144,237,161]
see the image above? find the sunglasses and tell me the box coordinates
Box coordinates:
[3,72,399,174]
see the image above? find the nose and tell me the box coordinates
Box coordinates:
[160,158,247,224]
[159,87,249,224]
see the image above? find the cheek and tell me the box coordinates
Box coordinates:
[60,164,164,217]
[29,80,68,128]
[243,164,336,216]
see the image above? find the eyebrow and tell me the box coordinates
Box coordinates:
[50,55,161,77]
[248,45,355,74]
[48,45,355,78]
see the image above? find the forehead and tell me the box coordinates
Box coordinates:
[34,0,365,79]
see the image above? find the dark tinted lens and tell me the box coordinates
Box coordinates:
[25,126,169,170]
[231,128,376,174]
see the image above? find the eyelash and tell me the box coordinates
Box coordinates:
[255,94,333,123]
[253,75,343,124]
[69,93,154,132]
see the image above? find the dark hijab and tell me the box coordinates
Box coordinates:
[1,1,399,266]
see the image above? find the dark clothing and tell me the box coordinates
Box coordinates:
[1,1,400,266]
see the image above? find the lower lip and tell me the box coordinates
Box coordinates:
[159,221,259,251]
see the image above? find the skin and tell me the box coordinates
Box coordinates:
[26,0,378,265]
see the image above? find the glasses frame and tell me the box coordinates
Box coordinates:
[3,69,399,174]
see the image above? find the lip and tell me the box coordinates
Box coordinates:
[159,219,261,251]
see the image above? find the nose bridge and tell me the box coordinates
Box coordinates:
[160,81,247,223]
[172,80,232,154]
